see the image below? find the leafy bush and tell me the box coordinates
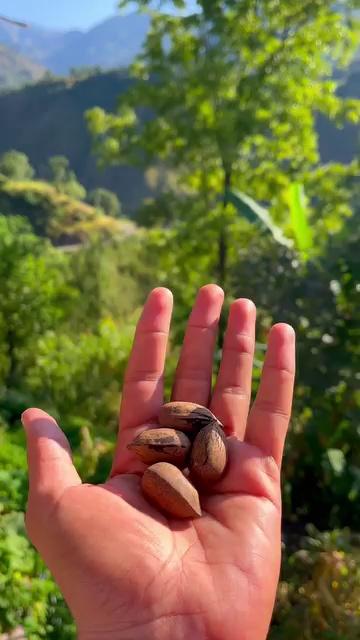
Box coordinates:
[0,436,27,515]
[0,151,35,181]
[229,213,360,529]
[271,527,360,639]
[0,432,74,639]
[24,318,134,435]
[87,188,122,218]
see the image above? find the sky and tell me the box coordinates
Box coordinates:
[0,0,138,30]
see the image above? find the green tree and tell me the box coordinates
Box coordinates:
[87,187,122,217]
[0,215,76,399]
[48,156,86,201]
[24,317,134,433]
[67,234,154,329]
[0,150,35,181]
[228,209,360,528]
[88,0,359,287]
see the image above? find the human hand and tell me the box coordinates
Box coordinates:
[22,285,295,640]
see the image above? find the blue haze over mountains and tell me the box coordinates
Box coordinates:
[0,13,150,73]
[0,7,358,77]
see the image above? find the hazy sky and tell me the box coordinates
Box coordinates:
[0,1,138,30]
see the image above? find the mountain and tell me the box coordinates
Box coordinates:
[0,71,152,212]
[0,20,72,63]
[47,14,150,74]
[0,68,358,213]
[0,13,150,74]
[0,44,46,90]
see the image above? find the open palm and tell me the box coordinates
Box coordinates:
[23,285,295,640]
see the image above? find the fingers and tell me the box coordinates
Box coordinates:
[22,408,81,505]
[211,299,256,437]
[111,287,173,475]
[120,288,173,430]
[245,324,295,466]
[172,284,224,405]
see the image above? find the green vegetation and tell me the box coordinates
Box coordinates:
[0,151,134,243]
[0,0,359,637]
[88,0,359,286]
[0,150,35,181]
[0,214,153,637]
[0,66,358,212]
[271,527,360,638]
[0,72,152,212]
[47,155,87,201]
[87,187,122,217]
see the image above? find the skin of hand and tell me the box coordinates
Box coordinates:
[22,285,295,640]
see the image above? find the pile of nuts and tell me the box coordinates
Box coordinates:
[127,401,228,519]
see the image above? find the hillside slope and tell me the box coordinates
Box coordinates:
[0,175,135,244]
[0,71,152,211]
[0,44,46,90]
[0,69,358,212]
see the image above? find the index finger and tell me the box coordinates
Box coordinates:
[111,287,173,475]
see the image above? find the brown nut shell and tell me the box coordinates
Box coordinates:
[127,428,191,466]
[141,462,202,518]
[190,422,228,484]
[158,401,222,434]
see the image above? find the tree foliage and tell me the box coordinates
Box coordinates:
[0,150,35,181]
[0,170,134,242]
[88,0,360,284]
[48,156,87,201]
[271,526,360,639]
[0,216,75,393]
[88,187,122,217]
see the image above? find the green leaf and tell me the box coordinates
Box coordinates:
[327,448,346,475]
[226,188,293,248]
[287,182,313,255]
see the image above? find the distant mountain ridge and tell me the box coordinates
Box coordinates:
[0,9,358,82]
[0,13,150,74]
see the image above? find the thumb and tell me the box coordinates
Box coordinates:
[22,408,81,506]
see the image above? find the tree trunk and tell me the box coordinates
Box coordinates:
[6,328,17,388]
[217,168,231,348]
[217,168,231,289]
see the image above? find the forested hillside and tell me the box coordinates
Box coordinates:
[0,72,152,211]
[0,149,134,243]
[0,68,358,210]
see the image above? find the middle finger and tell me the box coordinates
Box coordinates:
[171,284,224,406]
